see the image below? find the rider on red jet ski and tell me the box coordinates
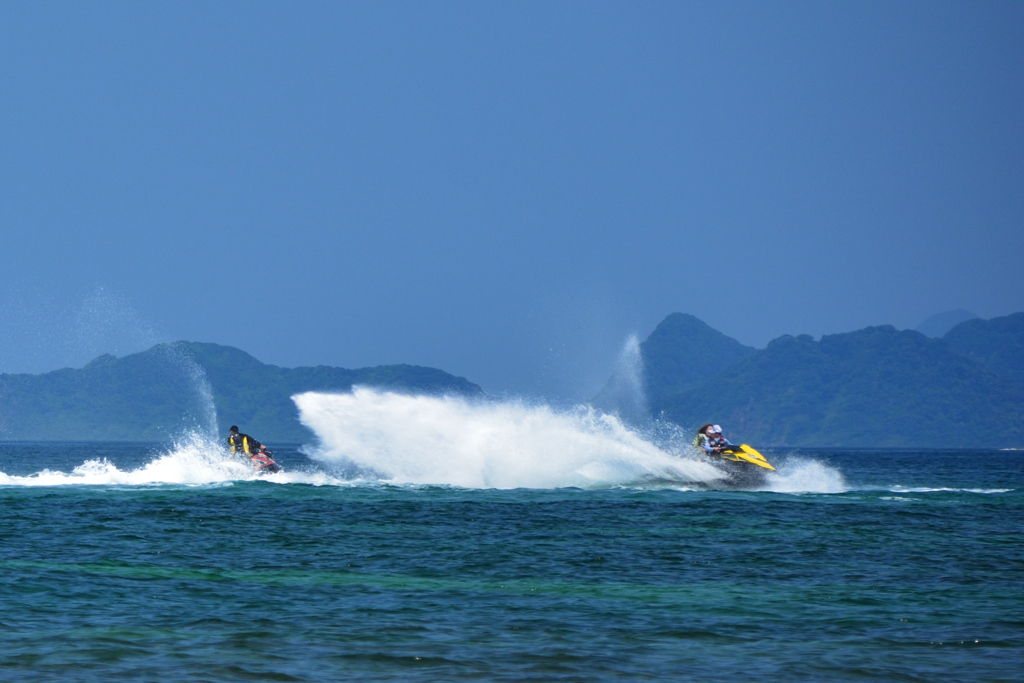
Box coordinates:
[228,426,281,473]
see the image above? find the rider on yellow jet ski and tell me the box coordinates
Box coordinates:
[693,424,713,450]
[702,425,732,454]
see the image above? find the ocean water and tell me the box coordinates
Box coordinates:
[1,391,1022,681]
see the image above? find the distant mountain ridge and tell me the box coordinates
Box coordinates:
[0,342,482,442]
[598,312,1024,448]
[6,314,1022,448]
[943,313,1024,387]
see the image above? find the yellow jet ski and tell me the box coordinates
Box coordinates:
[717,444,775,471]
[705,443,776,488]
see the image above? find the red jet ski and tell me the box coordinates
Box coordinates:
[249,449,282,474]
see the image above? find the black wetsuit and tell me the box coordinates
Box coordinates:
[229,432,263,455]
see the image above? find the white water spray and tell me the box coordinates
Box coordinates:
[0,434,341,487]
[154,342,219,440]
[0,435,247,487]
[179,350,219,439]
[592,334,648,425]
[70,286,161,363]
[756,457,847,494]
[295,387,722,489]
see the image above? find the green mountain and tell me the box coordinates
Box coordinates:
[942,313,1024,387]
[626,314,1024,448]
[0,342,482,443]
[592,314,756,417]
[640,313,757,407]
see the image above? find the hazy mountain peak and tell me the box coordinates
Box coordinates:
[915,309,978,338]
[631,313,755,407]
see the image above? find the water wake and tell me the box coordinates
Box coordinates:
[0,435,336,487]
[754,457,847,494]
[0,390,849,493]
[295,388,728,489]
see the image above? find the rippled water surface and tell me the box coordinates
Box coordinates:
[1,443,1021,681]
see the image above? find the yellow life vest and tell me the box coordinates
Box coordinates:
[229,434,255,454]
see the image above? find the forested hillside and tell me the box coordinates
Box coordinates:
[599,313,1024,448]
[0,342,482,442]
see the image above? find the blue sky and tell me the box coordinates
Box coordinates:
[1,1,1022,398]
